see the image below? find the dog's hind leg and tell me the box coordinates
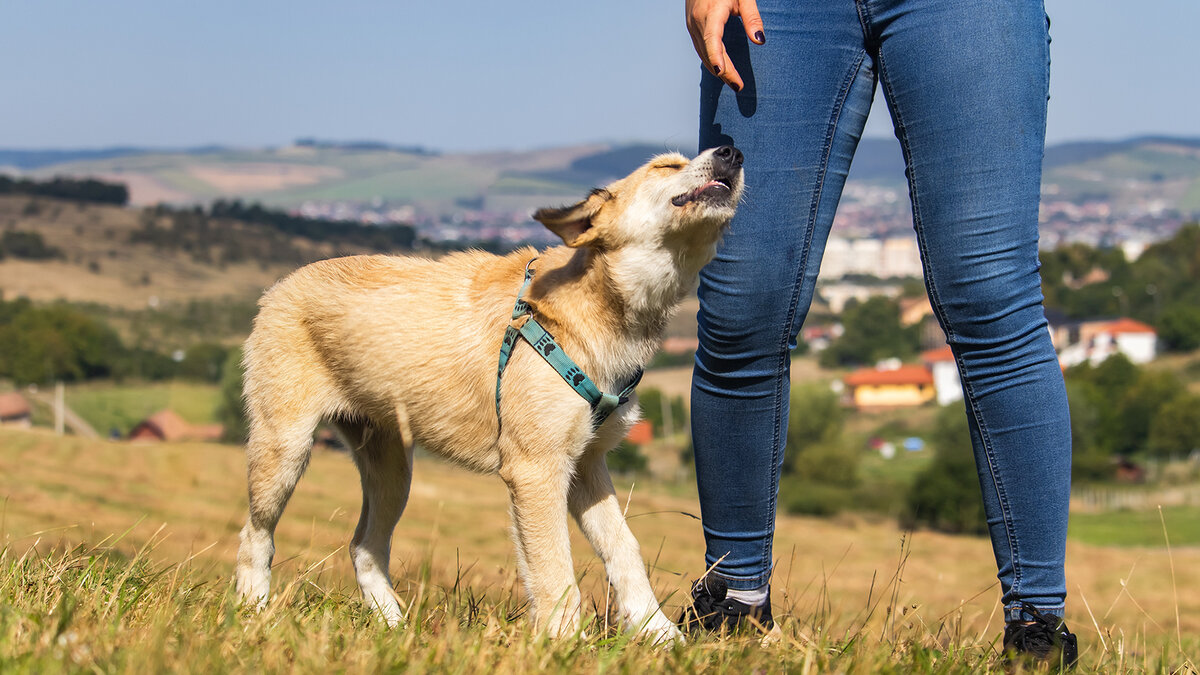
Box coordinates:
[342,416,412,627]
[569,449,683,644]
[235,404,322,608]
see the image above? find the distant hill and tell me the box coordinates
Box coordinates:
[846,137,905,182]
[0,147,152,171]
[1044,136,1200,168]
[3,136,1199,217]
[0,193,385,309]
[844,135,1200,215]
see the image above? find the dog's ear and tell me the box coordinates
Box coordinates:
[533,188,610,248]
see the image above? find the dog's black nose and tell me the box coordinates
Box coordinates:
[712,145,744,170]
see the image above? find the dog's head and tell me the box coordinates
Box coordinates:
[532,146,744,250]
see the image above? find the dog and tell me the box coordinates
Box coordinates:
[234,145,744,643]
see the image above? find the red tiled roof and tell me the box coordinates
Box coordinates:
[660,337,699,354]
[128,410,224,442]
[0,392,31,419]
[844,364,933,387]
[1103,318,1156,335]
[920,346,955,363]
[190,424,226,442]
[625,419,653,445]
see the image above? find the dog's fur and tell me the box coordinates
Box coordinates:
[234,147,743,643]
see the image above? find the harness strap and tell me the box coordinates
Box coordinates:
[496,258,642,429]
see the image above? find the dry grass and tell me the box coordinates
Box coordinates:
[0,196,305,308]
[1,427,1197,672]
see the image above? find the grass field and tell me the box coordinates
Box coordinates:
[25,145,606,211]
[0,196,297,309]
[64,382,221,437]
[1069,507,1200,548]
[1,428,1198,672]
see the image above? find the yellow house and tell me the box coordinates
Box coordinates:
[843,364,935,408]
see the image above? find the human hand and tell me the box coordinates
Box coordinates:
[685,0,765,92]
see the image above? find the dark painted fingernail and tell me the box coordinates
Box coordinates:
[713,64,721,75]
[755,30,766,44]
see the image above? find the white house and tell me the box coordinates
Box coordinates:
[1056,317,1158,368]
[921,346,963,406]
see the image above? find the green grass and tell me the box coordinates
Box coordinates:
[3,541,1191,674]
[858,446,934,485]
[489,175,583,196]
[3,428,1200,672]
[66,381,220,437]
[1179,178,1200,212]
[1069,506,1200,547]
[258,165,495,205]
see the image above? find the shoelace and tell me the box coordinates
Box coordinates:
[1005,602,1079,668]
[682,577,728,630]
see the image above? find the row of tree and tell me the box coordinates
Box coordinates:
[0,175,128,205]
[819,295,921,368]
[1040,223,1200,350]
[1067,353,1200,472]
[904,354,1200,534]
[773,351,1200,535]
[124,200,424,267]
[0,296,235,385]
[209,200,417,251]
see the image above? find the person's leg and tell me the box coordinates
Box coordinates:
[690,0,874,595]
[865,0,1070,619]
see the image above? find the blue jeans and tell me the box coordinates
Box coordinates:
[690,0,1070,620]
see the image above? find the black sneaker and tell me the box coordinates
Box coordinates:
[1002,603,1079,670]
[678,576,773,634]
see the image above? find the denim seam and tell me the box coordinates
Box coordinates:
[763,50,869,590]
[852,0,877,51]
[875,48,1023,601]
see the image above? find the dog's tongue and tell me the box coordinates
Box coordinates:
[698,179,730,197]
[672,180,730,206]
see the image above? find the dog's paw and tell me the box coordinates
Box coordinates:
[233,568,271,611]
[638,612,685,647]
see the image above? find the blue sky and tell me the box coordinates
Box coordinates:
[3,0,1197,151]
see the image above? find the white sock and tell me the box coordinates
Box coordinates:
[725,583,769,607]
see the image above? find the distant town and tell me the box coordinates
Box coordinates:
[5,136,1198,270]
[294,171,1196,277]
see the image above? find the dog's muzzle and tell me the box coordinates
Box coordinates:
[671,145,744,207]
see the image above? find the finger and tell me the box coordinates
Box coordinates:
[702,12,744,89]
[685,3,709,69]
[738,0,766,44]
[699,6,731,78]
[688,31,710,73]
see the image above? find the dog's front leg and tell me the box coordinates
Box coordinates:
[499,453,581,638]
[569,451,684,645]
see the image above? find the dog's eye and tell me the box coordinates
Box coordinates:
[654,163,686,172]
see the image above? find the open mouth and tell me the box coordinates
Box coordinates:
[671,177,734,207]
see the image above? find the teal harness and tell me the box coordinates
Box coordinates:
[495,258,642,429]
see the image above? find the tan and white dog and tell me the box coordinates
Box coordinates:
[234,146,744,643]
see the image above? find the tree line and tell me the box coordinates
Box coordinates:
[1041,223,1200,350]
[0,175,128,205]
[209,200,416,251]
[126,200,421,267]
[0,297,234,386]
